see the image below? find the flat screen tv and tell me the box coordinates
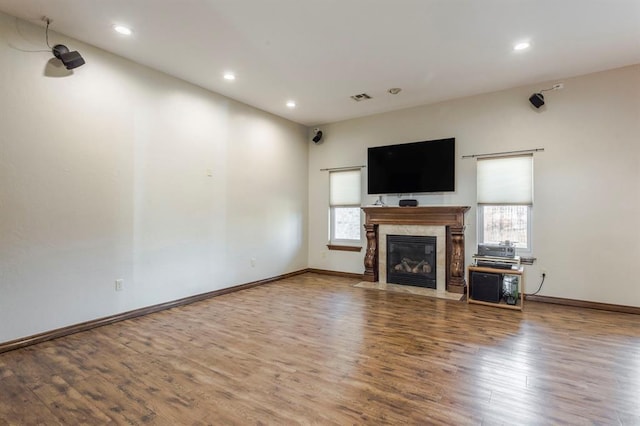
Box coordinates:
[367,137,455,194]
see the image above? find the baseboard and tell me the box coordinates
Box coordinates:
[0,269,308,354]
[307,268,364,280]
[525,294,640,315]
[311,270,640,314]
[13,269,633,355]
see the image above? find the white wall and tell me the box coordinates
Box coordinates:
[0,13,308,343]
[309,64,640,307]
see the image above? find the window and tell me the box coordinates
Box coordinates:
[329,169,362,246]
[478,205,531,249]
[477,155,533,253]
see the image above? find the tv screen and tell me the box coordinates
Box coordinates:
[367,138,455,194]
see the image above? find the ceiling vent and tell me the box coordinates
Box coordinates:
[350,93,372,102]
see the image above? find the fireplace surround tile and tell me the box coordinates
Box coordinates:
[379,225,446,292]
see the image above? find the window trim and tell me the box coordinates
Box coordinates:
[328,168,363,247]
[327,243,362,252]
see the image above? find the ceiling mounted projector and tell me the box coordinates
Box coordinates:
[52,44,85,70]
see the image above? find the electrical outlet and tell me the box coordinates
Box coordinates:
[250,258,256,267]
[115,279,124,291]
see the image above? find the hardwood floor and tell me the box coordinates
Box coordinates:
[1,272,639,425]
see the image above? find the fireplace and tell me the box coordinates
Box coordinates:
[387,235,436,288]
[361,206,470,293]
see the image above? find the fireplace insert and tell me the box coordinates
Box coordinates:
[386,235,436,288]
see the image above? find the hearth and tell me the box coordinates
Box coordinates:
[387,235,436,288]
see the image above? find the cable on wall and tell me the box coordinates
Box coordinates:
[526,273,546,296]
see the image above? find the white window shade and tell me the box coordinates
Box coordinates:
[477,155,533,204]
[330,169,361,206]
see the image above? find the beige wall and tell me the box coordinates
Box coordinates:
[308,64,640,307]
[0,13,308,343]
[2,11,638,345]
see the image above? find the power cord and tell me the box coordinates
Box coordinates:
[526,273,545,296]
[8,17,52,53]
[45,18,52,48]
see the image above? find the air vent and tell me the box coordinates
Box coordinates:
[350,93,372,102]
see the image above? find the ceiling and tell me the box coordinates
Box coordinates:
[0,0,639,126]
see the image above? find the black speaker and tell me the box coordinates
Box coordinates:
[399,199,418,207]
[470,272,501,303]
[529,93,545,108]
[52,44,85,70]
[312,129,323,144]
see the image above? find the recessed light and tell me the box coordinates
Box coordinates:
[113,25,133,36]
[286,100,296,108]
[223,72,236,81]
[514,41,530,51]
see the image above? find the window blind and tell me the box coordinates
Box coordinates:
[329,169,361,206]
[477,155,533,204]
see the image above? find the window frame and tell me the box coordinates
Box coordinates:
[476,154,534,256]
[328,169,363,249]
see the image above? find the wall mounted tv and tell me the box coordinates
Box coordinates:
[367,137,455,194]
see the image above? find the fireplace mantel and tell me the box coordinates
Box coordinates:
[361,206,470,293]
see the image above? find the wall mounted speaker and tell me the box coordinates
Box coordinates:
[312,129,323,144]
[529,93,545,108]
[52,44,85,70]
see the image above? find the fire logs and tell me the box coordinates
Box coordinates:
[393,258,431,274]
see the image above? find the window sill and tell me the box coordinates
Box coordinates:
[327,244,362,252]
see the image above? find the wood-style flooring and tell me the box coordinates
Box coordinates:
[1,272,639,425]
